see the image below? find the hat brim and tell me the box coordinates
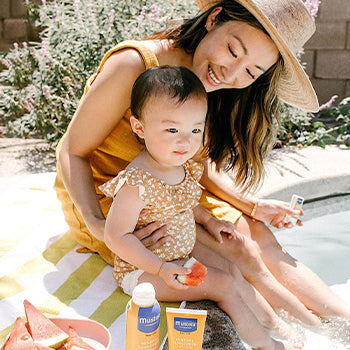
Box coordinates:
[196,0,319,112]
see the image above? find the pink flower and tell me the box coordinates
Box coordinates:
[24,98,35,112]
[1,59,12,69]
[62,76,71,87]
[150,4,160,23]
[304,0,321,20]
[87,0,97,27]
[108,9,115,29]
[73,0,82,23]
[41,39,52,60]
[42,85,51,99]
[138,6,147,22]
[319,95,338,111]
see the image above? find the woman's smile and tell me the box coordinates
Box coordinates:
[208,65,221,85]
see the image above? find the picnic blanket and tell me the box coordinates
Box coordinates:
[0,173,179,349]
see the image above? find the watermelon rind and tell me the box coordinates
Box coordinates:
[176,274,186,284]
[176,257,201,284]
[183,257,197,268]
[34,335,68,349]
[23,300,68,349]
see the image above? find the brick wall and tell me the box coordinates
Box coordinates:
[1,0,349,104]
[0,0,39,52]
[303,0,350,104]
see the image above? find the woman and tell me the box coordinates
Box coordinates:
[55,0,350,325]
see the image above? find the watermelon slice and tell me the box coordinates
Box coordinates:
[2,317,37,350]
[65,327,94,350]
[176,257,207,286]
[23,300,68,349]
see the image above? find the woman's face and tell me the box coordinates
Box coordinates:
[192,8,280,92]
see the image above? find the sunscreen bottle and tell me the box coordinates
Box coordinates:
[125,282,160,350]
[285,194,304,226]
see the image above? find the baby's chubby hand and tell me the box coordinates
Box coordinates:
[158,262,190,290]
[203,217,236,244]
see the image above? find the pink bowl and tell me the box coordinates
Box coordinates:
[50,318,112,350]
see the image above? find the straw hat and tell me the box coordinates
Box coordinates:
[196,0,319,112]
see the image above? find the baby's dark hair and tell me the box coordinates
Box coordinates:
[130,65,207,119]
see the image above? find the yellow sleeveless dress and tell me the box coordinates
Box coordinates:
[54,40,242,266]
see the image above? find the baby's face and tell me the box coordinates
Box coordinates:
[140,94,207,167]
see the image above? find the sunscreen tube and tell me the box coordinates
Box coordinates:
[166,307,207,350]
[125,283,160,350]
[285,194,304,226]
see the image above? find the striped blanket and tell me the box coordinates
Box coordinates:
[0,173,178,349]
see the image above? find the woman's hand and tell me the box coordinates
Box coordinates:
[87,215,171,250]
[158,261,190,290]
[134,221,172,251]
[252,199,303,229]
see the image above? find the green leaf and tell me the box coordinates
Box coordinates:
[312,121,325,129]
[320,134,336,144]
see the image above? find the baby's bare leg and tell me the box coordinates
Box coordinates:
[138,264,300,350]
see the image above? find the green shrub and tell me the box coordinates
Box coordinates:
[1,0,349,148]
[278,97,350,148]
[0,0,197,142]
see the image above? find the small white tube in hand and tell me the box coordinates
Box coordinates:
[285,194,304,226]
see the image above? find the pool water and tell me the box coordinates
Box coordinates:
[275,209,350,286]
[274,209,350,350]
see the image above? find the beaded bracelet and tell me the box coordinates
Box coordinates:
[250,201,259,218]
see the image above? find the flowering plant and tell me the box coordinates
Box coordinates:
[1,0,348,148]
[0,0,196,142]
[278,0,350,148]
[278,96,350,148]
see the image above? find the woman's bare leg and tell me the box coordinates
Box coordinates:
[238,215,350,319]
[195,221,320,325]
[197,214,350,320]
[191,239,305,343]
[138,264,301,350]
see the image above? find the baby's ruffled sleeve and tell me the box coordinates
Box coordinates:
[98,168,146,200]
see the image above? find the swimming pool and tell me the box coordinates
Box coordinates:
[276,208,350,286]
[273,203,350,350]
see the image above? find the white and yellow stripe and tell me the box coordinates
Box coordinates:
[0,173,177,349]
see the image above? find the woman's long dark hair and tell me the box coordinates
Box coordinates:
[149,0,283,192]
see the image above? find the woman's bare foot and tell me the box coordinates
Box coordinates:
[269,318,305,347]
